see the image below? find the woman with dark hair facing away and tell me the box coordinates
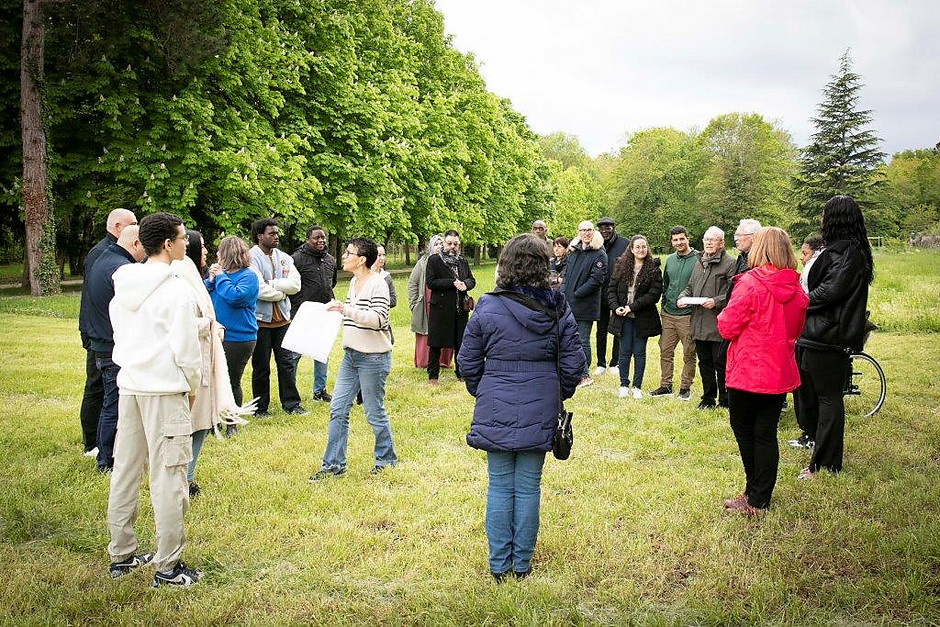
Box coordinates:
[607,235,663,399]
[207,236,260,436]
[549,236,570,290]
[458,233,585,582]
[794,195,874,480]
[717,227,808,516]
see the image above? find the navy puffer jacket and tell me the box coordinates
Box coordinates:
[460,287,586,452]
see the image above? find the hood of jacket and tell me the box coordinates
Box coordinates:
[570,231,605,252]
[112,261,178,312]
[491,287,566,335]
[748,264,803,305]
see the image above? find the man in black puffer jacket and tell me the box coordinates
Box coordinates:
[561,220,608,387]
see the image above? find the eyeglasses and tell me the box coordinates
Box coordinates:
[578,228,594,233]
[733,232,753,239]
[703,237,723,243]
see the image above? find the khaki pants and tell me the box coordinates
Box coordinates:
[659,312,697,390]
[107,393,192,573]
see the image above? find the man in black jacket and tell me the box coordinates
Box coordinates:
[594,217,629,377]
[84,225,145,471]
[290,225,338,402]
[426,230,476,384]
[562,220,608,387]
[78,208,137,458]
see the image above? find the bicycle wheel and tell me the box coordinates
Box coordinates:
[843,352,886,418]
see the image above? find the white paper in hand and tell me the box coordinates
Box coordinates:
[282,301,343,362]
[677,296,708,307]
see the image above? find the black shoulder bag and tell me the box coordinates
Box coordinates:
[489,290,573,460]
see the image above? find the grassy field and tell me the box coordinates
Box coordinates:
[0,250,938,623]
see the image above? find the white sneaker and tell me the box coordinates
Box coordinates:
[83,447,99,458]
[632,387,643,400]
[577,377,594,388]
[593,366,607,376]
[607,366,619,377]
[618,386,630,398]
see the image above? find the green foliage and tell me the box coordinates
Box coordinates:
[793,51,887,228]
[538,131,591,171]
[0,0,548,262]
[696,113,797,232]
[872,148,940,238]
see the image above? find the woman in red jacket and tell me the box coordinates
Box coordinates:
[717,227,808,517]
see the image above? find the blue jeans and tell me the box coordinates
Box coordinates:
[617,317,648,388]
[321,349,397,472]
[95,353,120,470]
[576,319,593,377]
[187,429,210,483]
[486,451,546,574]
[292,352,330,395]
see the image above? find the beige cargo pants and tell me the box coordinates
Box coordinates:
[107,393,192,573]
[659,312,698,390]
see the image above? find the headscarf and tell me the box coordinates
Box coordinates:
[427,234,443,257]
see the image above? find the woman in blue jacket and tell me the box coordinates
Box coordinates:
[206,236,260,435]
[458,233,585,582]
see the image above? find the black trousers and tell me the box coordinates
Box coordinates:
[429,345,461,379]
[595,306,620,368]
[792,345,814,437]
[79,346,103,451]
[251,325,302,413]
[798,348,850,473]
[728,389,785,509]
[223,339,256,407]
[695,340,727,405]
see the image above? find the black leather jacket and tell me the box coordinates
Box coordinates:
[797,239,870,353]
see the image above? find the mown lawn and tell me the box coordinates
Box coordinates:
[0,250,938,623]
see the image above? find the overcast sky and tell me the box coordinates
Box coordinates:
[433,0,940,157]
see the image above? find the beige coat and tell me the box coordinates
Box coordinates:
[172,258,254,434]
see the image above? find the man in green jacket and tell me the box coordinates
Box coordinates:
[649,226,698,401]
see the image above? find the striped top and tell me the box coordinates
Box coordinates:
[341,272,393,353]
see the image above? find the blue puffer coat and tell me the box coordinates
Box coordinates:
[459,287,586,452]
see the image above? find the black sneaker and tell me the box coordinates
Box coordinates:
[285,406,309,416]
[648,386,673,397]
[677,388,691,401]
[225,424,237,438]
[308,468,347,482]
[109,552,154,578]
[370,464,393,475]
[188,481,201,498]
[254,410,271,418]
[312,390,332,402]
[697,400,716,410]
[151,561,201,588]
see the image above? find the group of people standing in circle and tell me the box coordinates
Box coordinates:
[77,193,873,587]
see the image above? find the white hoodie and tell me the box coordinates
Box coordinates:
[110,261,202,395]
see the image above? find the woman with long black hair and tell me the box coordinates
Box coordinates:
[794,195,874,479]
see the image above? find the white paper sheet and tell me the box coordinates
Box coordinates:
[282,301,344,362]
[677,296,709,307]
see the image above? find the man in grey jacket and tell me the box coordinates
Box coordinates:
[249,218,305,416]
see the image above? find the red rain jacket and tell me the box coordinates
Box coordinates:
[717,264,809,394]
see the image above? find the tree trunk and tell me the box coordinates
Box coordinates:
[21,0,59,296]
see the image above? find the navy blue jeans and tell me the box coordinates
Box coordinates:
[485,451,546,574]
[617,317,648,388]
[576,320,593,378]
[94,353,120,470]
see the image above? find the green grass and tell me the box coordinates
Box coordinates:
[0,252,938,623]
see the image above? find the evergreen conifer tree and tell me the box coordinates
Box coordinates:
[794,50,885,226]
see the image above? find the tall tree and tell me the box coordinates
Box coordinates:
[794,50,886,229]
[696,113,797,231]
[21,0,58,295]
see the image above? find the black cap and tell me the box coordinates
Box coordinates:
[596,217,615,226]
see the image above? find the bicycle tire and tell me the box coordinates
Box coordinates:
[844,352,886,418]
